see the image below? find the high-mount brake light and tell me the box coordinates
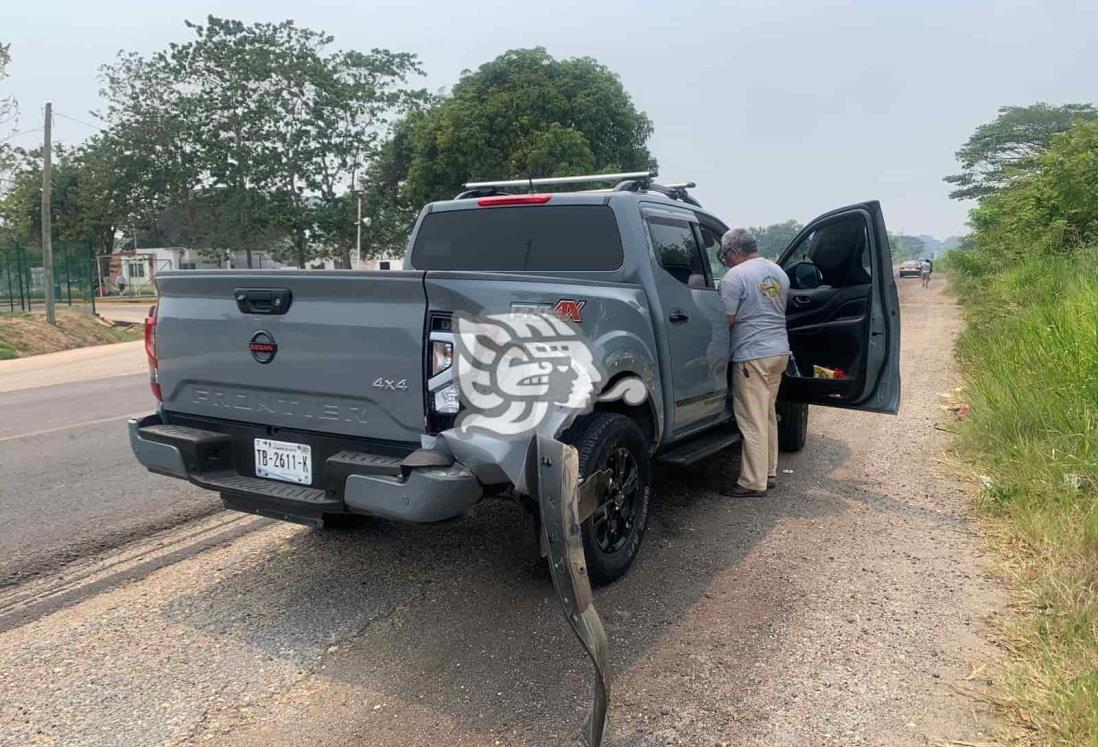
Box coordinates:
[145,304,161,402]
[476,194,553,207]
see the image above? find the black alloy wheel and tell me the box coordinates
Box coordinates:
[562,412,652,586]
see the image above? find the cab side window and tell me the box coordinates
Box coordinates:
[696,225,725,286]
[648,217,706,286]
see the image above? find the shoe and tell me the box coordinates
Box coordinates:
[722,485,766,498]
[767,477,777,490]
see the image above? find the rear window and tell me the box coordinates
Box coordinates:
[411,205,624,271]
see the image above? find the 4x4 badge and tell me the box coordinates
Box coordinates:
[248,331,277,364]
[553,299,586,323]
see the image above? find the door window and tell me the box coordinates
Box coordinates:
[648,217,706,286]
[781,215,872,290]
[696,224,725,286]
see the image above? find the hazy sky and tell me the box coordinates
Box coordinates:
[3,0,1096,238]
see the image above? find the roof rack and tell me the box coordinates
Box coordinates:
[463,170,656,191]
[454,169,701,207]
[612,178,701,208]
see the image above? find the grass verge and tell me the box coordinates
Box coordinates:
[949,256,1097,745]
[0,308,142,358]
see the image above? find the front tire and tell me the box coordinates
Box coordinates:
[777,400,809,452]
[562,413,652,586]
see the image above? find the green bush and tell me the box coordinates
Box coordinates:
[945,118,1098,744]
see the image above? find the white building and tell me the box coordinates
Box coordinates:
[104,248,285,296]
[304,252,404,271]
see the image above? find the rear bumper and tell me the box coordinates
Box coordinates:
[128,413,483,525]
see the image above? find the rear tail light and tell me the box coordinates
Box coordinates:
[430,340,453,376]
[145,304,161,403]
[426,313,459,433]
[476,194,552,207]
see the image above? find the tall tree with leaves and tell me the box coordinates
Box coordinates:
[944,103,1098,200]
[98,16,424,266]
[397,48,654,207]
[0,42,18,192]
[748,220,803,259]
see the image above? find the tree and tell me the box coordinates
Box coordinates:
[97,16,425,266]
[397,48,654,207]
[887,233,926,261]
[944,103,1098,200]
[748,220,802,259]
[0,145,87,244]
[0,42,18,191]
[969,120,1098,260]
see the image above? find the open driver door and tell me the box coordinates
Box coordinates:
[776,200,901,413]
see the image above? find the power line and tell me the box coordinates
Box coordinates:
[0,128,43,144]
[52,110,104,132]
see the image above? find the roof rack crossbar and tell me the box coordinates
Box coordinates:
[455,169,701,207]
[613,178,702,208]
[463,170,656,190]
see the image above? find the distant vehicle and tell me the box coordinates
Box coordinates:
[898,259,923,278]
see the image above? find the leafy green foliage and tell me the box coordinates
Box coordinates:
[92,16,425,265]
[944,102,1097,201]
[945,112,1098,745]
[747,220,802,259]
[392,48,654,208]
[887,233,927,261]
[964,121,1098,264]
[0,41,17,191]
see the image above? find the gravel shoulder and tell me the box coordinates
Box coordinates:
[0,278,1004,746]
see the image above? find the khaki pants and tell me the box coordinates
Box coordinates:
[732,353,789,491]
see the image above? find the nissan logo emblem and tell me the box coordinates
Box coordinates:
[249,331,277,364]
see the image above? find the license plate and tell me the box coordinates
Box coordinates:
[254,438,312,485]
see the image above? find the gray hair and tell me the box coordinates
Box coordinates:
[720,228,759,259]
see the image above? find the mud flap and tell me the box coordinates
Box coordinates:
[527,435,612,746]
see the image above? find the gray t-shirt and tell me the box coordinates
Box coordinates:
[719,256,790,362]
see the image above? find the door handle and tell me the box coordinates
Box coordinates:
[235,287,292,315]
[792,295,812,307]
[668,310,690,324]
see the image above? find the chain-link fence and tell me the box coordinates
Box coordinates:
[1,240,99,313]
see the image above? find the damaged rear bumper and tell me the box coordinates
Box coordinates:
[128,412,482,526]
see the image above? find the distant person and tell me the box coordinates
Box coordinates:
[717,228,790,497]
[920,258,933,287]
[116,274,127,296]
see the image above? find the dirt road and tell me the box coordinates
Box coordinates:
[0,278,1003,746]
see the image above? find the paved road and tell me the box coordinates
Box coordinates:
[0,371,219,586]
[0,278,1002,745]
[0,339,145,393]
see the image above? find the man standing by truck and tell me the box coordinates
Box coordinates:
[717,229,791,497]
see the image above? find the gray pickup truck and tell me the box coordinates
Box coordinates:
[130,173,900,585]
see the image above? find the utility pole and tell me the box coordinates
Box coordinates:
[353,175,363,271]
[41,102,56,325]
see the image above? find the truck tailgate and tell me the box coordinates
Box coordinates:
[154,271,427,442]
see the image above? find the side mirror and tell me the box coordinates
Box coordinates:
[687,273,709,290]
[787,261,822,289]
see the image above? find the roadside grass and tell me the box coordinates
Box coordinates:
[949,255,1098,745]
[0,308,142,358]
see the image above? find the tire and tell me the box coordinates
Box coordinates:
[777,400,809,452]
[561,413,652,586]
